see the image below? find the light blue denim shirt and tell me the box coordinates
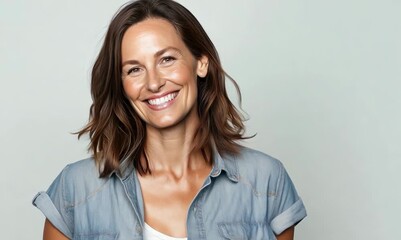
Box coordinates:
[33,147,306,239]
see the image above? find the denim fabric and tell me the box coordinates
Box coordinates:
[33,147,306,240]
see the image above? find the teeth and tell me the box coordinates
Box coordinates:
[148,92,177,106]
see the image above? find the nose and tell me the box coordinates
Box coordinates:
[146,68,166,93]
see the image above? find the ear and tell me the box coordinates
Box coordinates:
[196,55,209,78]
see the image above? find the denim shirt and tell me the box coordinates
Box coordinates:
[33,147,306,239]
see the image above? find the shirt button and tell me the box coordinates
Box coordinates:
[193,207,197,212]
[136,224,142,233]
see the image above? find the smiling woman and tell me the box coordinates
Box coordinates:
[32,0,306,239]
[121,18,208,129]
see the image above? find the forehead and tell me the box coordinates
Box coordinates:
[121,18,187,59]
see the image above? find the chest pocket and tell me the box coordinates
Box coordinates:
[73,233,119,240]
[217,222,275,240]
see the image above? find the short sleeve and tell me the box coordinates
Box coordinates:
[268,162,307,235]
[32,165,73,239]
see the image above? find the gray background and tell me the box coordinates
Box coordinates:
[1,0,400,239]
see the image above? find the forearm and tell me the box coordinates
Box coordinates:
[276,226,295,240]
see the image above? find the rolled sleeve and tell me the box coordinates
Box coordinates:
[270,198,306,234]
[268,163,307,235]
[32,191,73,238]
[32,166,73,239]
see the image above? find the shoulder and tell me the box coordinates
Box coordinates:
[49,158,110,205]
[62,157,100,179]
[60,158,103,185]
[234,146,284,175]
[226,146,288,190]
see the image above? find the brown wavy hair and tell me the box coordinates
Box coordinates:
[77,0,249,177]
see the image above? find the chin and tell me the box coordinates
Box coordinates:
[146,117,180,130]
[147,112,196,130]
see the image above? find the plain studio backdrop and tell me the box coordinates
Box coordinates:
[1,0,400,239]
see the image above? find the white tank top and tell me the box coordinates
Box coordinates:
[143,223,188,240]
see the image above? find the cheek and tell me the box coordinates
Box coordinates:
[164,65,197,85]
[122,79,143,100]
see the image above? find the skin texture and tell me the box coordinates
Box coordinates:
[277,226,295,240]
[121,18,208,130]
[43,219,68,240]
[42,18,296,240]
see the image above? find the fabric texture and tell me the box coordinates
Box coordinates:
[32,146,307,239]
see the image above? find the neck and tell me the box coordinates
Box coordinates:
[143,113,207,176]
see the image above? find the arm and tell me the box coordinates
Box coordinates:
[43,219,69,240]
[276,226,295,240]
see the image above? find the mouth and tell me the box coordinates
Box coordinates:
[146,91,179,107]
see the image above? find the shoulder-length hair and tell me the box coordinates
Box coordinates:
[77,0,248,177]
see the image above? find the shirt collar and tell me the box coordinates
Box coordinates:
[108,156,135,180]
[111,145,240,183]
[210,145,239,183]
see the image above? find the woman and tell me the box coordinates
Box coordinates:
[33,0,306,239]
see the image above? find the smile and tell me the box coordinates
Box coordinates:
[147,92,178,106]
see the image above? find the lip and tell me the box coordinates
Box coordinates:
[145,91,179,110]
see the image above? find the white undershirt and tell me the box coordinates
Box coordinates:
[143,223,188,240]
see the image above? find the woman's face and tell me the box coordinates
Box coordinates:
[121,18,208,130]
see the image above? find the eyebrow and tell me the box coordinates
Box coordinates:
[121,46,182,67]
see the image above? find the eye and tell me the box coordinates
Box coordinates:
[127,67,142,75]
[161,56,176,65]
